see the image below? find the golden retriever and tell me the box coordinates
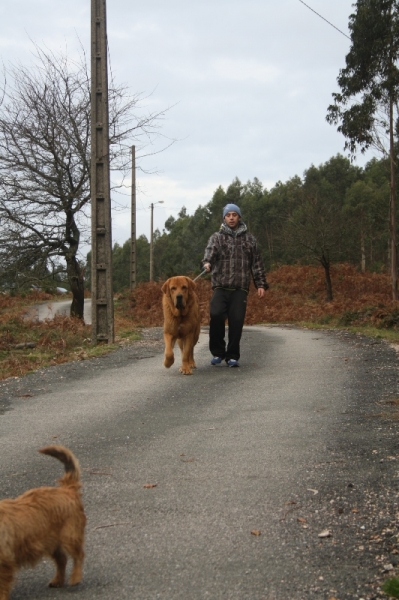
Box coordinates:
[0,445,86,600]
[161,276,201,375]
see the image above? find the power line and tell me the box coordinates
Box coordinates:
[298,0,351,40]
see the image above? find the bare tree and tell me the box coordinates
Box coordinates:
[0,46,170,317]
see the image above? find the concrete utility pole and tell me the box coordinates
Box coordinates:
[130,145,137,290]
[149,203,154,282]
[90,0,114,343]
[149,201,163,281]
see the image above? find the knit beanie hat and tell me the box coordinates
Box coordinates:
[223,203,242,218]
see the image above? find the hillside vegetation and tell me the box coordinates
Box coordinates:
[127,263,398,329]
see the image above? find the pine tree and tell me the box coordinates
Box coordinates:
[327,0,399,298]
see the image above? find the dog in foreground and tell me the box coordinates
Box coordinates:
[162,276,201,375]
[0,445,86,600]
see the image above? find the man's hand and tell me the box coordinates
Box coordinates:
[257,287,265,298]
[203,263,211,272]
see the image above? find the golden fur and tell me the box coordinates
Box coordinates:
[161,276,201,375]
[0,445,86,600]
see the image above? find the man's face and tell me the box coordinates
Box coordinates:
[224,211,240,229]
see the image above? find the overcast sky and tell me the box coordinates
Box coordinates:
[1,0,372,252]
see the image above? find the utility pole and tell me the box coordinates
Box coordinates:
[90,0,114,343]
[149,201,163,281]
[130,145,137,290]
[149,203,154,282]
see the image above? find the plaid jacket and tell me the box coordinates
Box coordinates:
[202,222,268,291]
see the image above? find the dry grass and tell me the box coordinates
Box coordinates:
[1,264,399,381]
[1,292,101,381]
[249,263,397,327]
[126,263,399,329]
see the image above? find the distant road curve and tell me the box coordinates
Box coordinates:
[28,298,92,325]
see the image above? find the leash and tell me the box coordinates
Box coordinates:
[192,268,208,282]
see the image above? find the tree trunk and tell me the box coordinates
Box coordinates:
[265,225,274,262]
[66,255,85,319]
[320,255,333,302]
[361,231,366,272]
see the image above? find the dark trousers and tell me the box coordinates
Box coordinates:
[209,288,248,361]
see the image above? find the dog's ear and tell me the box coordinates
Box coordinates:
[186,277,196,291]
[161,280,170,295]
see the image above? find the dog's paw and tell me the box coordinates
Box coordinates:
[49,579,65,588]
[69,562,83,585]
[179,366,193,375]
[164,355,174,368]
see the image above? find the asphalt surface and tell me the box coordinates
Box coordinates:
[1,326,399,600]
[27,298,92,324]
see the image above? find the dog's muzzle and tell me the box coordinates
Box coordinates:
[175,294,184,309]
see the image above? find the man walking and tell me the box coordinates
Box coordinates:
[202,203,268,367]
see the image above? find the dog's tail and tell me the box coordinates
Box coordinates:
[39,445,81,486]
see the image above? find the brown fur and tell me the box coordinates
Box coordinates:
[161,276,201,375]
[0,445,86,600]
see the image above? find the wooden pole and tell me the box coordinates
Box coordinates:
[130,145,137,290]
[90,0,114,343]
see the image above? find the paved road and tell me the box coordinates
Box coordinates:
[1,326,399,599]
[28,298,92,324]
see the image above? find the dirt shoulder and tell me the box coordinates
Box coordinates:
[271,327,399,600]
[0,327,165,414]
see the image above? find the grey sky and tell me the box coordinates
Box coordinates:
[1,0,371,250]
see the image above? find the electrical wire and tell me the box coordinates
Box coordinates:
[298,0,351,40]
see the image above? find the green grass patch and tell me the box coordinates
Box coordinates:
[382,577,399,598]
